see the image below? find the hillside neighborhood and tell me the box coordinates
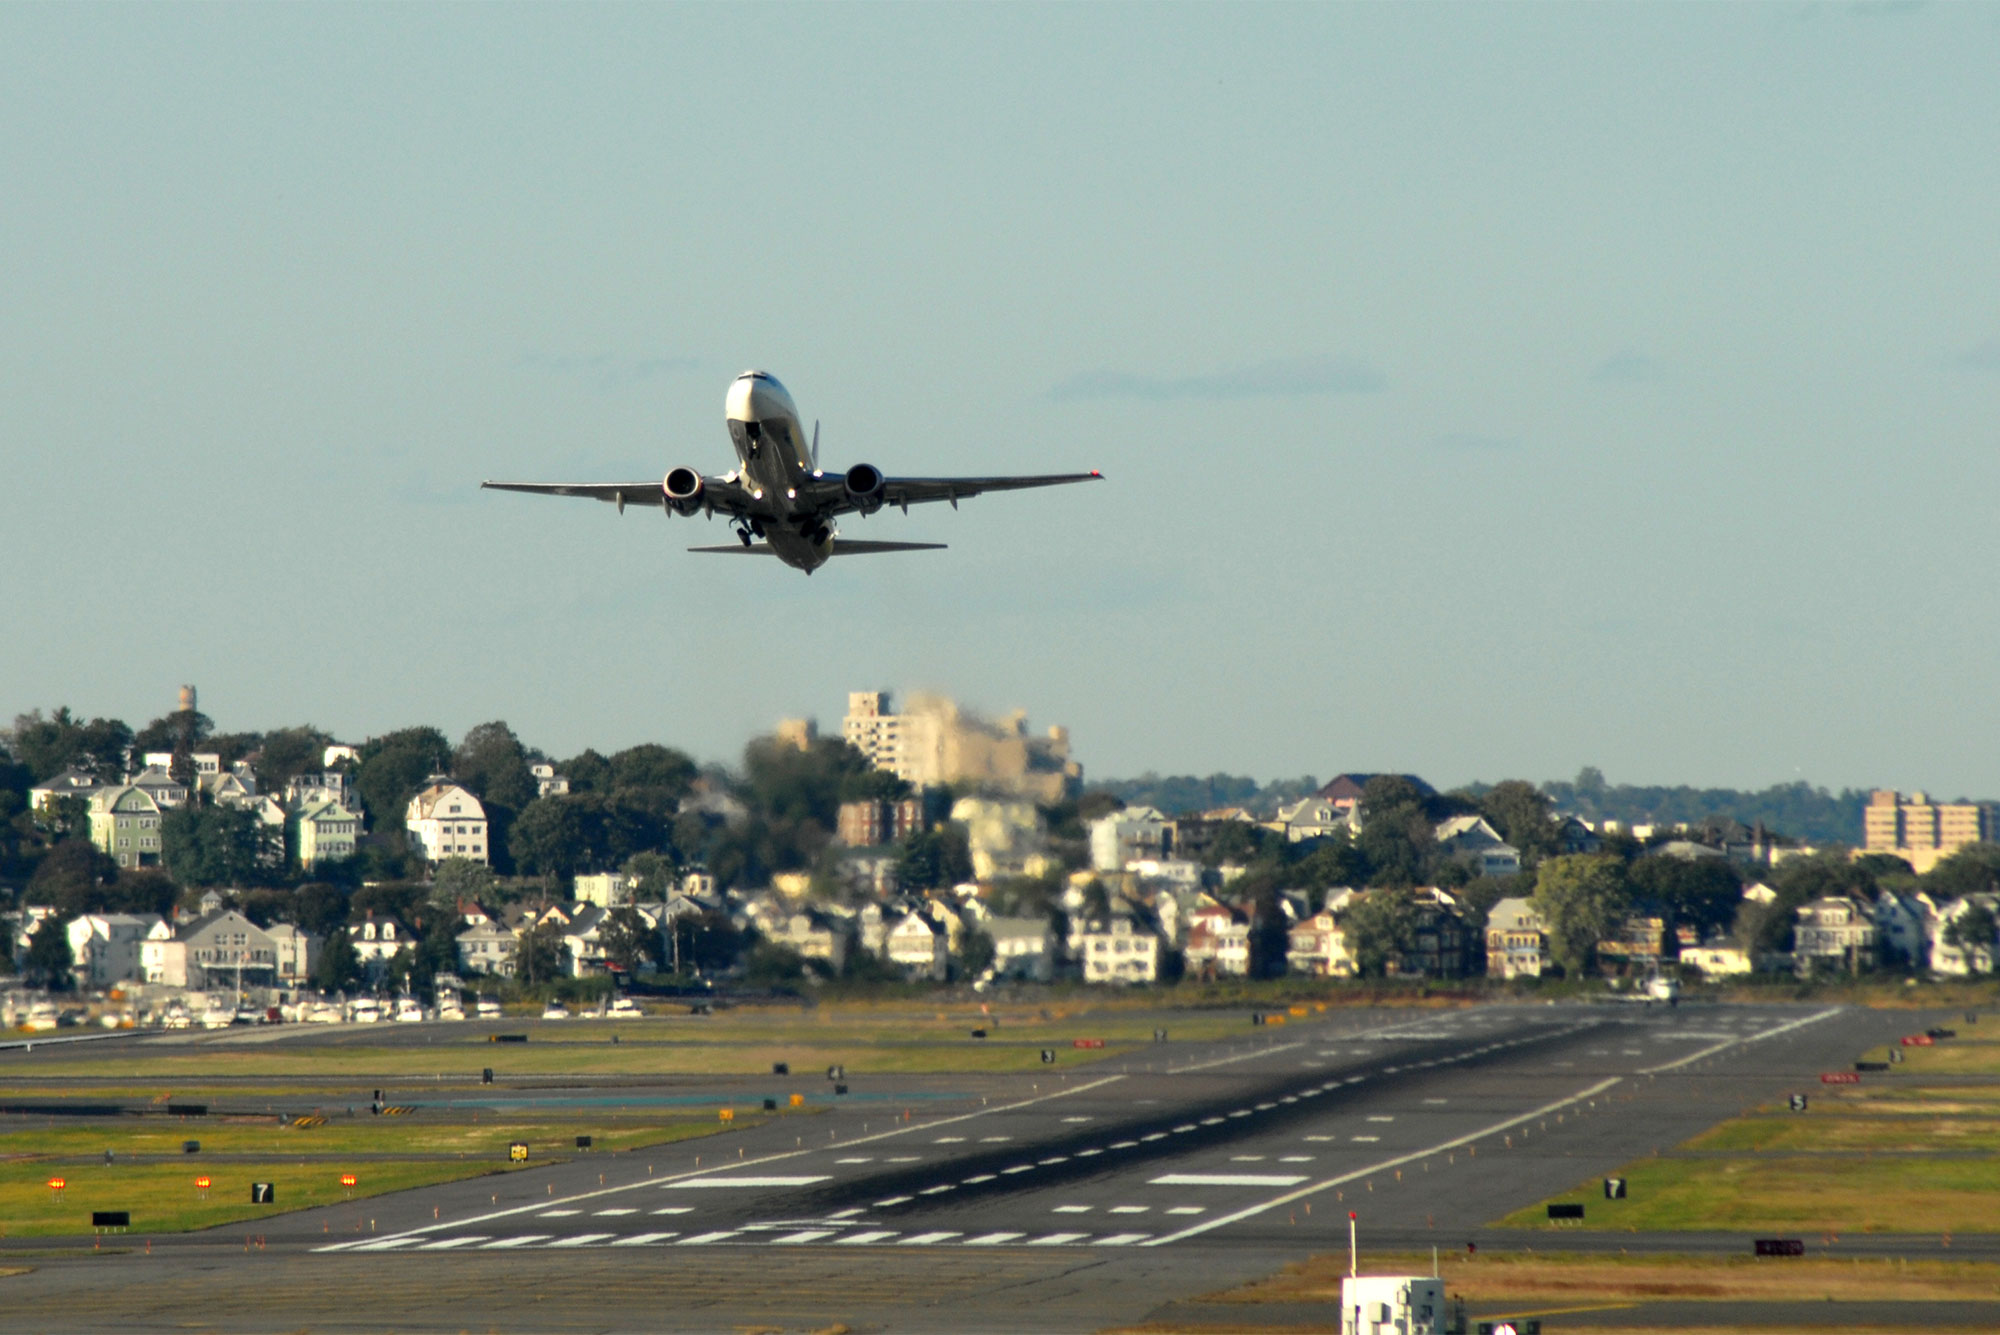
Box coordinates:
[5,689,2000,1020]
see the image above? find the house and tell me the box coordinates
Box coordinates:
[1793,896,1878,972]
[348,915,411,974]
[198,767,259,806]
[178,910,281,987]
[265,923,319,984]
[1183,904,1251,978]
[127,765,189,809]
[457,920,519,976]
[530,762,570,798]
[1433,815,1521,878]
[985,917,1056,981]
[1929,895,1999,976]
[1554,816,1601,855]
[885,913,947,981]
[1089,806,1172,871]
[284,771,355,809]
[405,783,489,864]
[86,785,166,869]
[140,920,188,987]
[1680,940,1752,977]
[766,909,850,971]
[574,873,637,909]
[294,799,362,869]
[29,768,101,812]
[1272,797,1349,843]
[65,913,164,987]
[1483,897,1546,979]
[1079,916,1160,985]
[836,798,925,847]
[1402,889,1473,978]
[1873,891,1936,970]
[1597,915,1669,972]
[1286,911,1356,977]
[1314,773,1434,816]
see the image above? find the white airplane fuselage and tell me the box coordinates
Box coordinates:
[724,371,834,571]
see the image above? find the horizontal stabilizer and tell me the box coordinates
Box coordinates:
[688,540,948,557]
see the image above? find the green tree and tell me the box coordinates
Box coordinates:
[454,721,538,812]
[311,926,361,992]
[1943,902,1998,971]
[1475,780,1560,866]
[22,913,76,989]
[514,919,570,985]
[131,708,214,759]
[34,793,90,841]
[1341,887,1420,978]
[162,804,276,887]
[606,744,700,812]
[429,857,497,915]
[26,840,114,911]
[957,926,996,980]
[354,727,452,831]
[1629,854,1742,942]
[292,882,350,937]
[1530,854,1632,976]
[252,726,334,793]
[599,907,659,973]
[1925,844,2000,901]
[11,708,134,782]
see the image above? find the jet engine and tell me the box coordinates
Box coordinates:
[844,462,886,514]
[663,466,705,516]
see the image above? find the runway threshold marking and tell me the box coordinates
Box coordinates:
[319,1071,1129,1252]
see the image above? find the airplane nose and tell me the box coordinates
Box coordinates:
[726,371,792,423]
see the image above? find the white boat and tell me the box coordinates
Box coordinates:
[540,1002,570,1021]
[475,998,502,1019]
[199,1006,235,1030]
[349,999,383,1024]
[608,997,641,1019]
[308,1002,343,1024]
[23,1002,58,1032]
[159,1006,192,1030]
[437,1002,465,1021]
[394,998,424,1023]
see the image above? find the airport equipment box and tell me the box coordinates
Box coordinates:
[1340,1275,1444,1335]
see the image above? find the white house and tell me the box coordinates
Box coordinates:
[405,783,488,864]
[457,920,519,976]
[573,873,638,908]
[141,920,188,987]
[1483,897,1545,979]
[29,768,100,813]
[349,916,411,974]
[1680,941,1752,977]
[265,923,319,985]
[1793,896,1877,972]
[1273,797,1349,843]
[1089,806,1172,872]
[1183,904,1251,977]
[984,917,1056,981]
[294,799,362,870]
[1930,894,2000,976]
[1434,815,1522,879]
[885,913,947,981]
[1080,916,1160,985]
[65,913,163,987]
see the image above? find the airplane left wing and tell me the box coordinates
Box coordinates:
[804,469,1102,516]
[480,476,763,517]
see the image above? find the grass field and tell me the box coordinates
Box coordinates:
[0,1002,1267,1081]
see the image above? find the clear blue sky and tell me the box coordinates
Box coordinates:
[6,4,1998,797]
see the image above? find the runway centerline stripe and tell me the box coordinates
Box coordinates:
[1150,1173,1308,1186]
[666,1175,829,1188]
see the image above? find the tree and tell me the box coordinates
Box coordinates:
[957,926,996,980]
[606,744,699,812]
[1942,902,1998,972]
[1341,888,1420,978]
[1530,855,1632,976]
[131,708,214,759]
[11,708,134,782]
[599,907,659,973]
[252,726,334,793]
[454,721,538,812]
[429,858,497,915]
[21,913,75,989]
[311,926,361,993]
[1476,780,1560,867]
[26,840,113,911]
[514,919,570,985]
[354,727,452,831]
[1925,844,2000,901]
[1628,854,1742,942]
[162,805,276,887]
[292,882,351,938]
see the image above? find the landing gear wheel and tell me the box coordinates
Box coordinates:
[735,527,752,547]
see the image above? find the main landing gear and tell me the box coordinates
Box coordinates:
[734,519,766,547]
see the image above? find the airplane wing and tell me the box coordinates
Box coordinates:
[689,539,948,556]
[480,476,764,517]
[803,470,1102,517]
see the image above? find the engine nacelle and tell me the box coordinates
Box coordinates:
[844,462,886,514]
[663,466,705,516]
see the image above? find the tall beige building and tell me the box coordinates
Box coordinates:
[1864,789,1993,873]
[842,691,1080,803]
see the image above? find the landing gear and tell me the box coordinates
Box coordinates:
[735,525,753,547]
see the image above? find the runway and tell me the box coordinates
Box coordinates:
[0,999,1957,1332]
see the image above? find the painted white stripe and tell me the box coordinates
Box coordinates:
[962,1174,997,1184]
[666,1175,830,1189]
[349,1237,421,1251]
[874,1195,913,1207]
[963,1231,1025,1245]
[312,1239,368,1252]
[1150,1173,1308,1187]
[416,1235,487,1250]
[897,1231,961,1245]
[1096,1232,1150,1245]
[835,1230,898,1244]
[593,1208,637,1216]
[770,1229,837,1244]
[1109,1205,1149,1214]
[480,1235,550,1249]
[677,1230,741,1245]
[540,1208,582,1217]
[612,1231,677,1245]
[651,1206,694,1215]
[547,1232,613,1248]
[1052,1204,1092,1213]
[1027,1232,1087,1245]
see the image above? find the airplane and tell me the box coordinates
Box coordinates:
[482,370,1102,574]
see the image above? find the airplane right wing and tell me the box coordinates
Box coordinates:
[800,469,1102,517]
[481,475,764,518]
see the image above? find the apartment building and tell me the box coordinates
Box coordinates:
[1865,789,1994,874]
